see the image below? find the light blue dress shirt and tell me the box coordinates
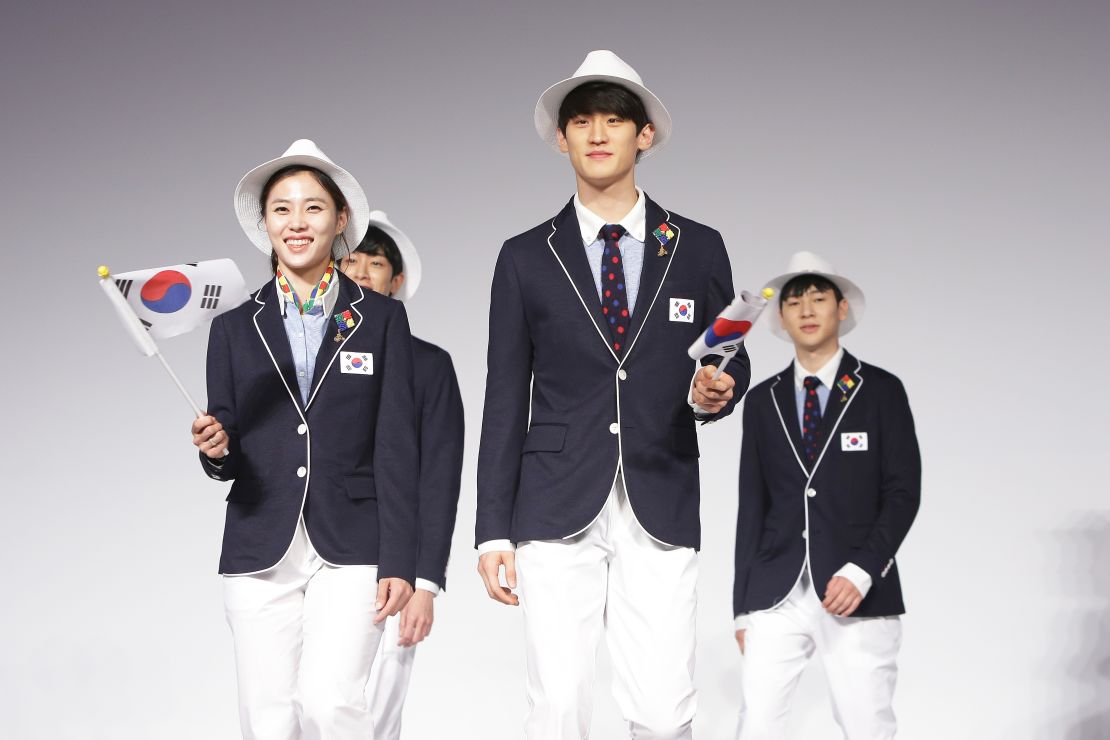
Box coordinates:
[573,188,646,314]
[278,276,339,404]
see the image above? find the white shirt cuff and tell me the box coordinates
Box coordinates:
[415,578,440,596]
[477,539,514,556]
[834,562,873,600]
[734,614,750,631]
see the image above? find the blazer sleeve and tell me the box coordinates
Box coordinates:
[699,229,749,422]
[415,350,465,590]
[853,375,922,584]
[373,301,420,586]
[199,314,242,481]
[475,244,533,546]
[733,396,769,617]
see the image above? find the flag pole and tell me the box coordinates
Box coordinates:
[98,265,203,418]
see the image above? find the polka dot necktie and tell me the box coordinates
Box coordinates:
[599,224,631,354]
[802,376,823,463]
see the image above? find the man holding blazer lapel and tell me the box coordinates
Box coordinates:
[476,50,750,739]
[733,252,921,739]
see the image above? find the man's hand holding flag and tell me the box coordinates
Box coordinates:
[688,289,772,414]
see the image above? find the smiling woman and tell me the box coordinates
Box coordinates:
[187,138,421,739]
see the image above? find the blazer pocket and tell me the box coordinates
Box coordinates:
[226,477,263,503]
[669,423,700,458]
[345,474,377,500]
[522,424,567,453]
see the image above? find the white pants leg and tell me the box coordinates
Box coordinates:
[223,519,385,740]
[605,479,698,740]
[738,571,901,740]
[515,474,698,740]
[817,609,901,739]
[516,503,611,740]
[737,578,816,740]
[366,614,417,740]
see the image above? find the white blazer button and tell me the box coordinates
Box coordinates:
[802,529,808,539]
[806,487,817,498]
[296,466,307,478]
[618,369,628,381]
[609,423,619,434]
[297,424,307,435]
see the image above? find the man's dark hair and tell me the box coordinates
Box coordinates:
[779,274,844,307]
[557,81,651,138]
[354,226,404,279]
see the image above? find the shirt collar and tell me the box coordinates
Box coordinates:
[573,187,646,245]
[276,267,340,318]
[793,346,845,391]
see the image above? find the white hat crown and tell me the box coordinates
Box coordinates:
[364,210,422,303]
[572,50,644,86]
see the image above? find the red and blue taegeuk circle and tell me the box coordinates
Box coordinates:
[351,356,363,369]
[704,318,752,347]
[140,270,192,314]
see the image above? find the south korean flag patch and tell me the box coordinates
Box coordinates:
[670,298,695,323]
[841,432,868,451]
[341,352,373,375]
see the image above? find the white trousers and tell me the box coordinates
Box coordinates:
[516,473,699,740]
[222,518,385,740]
[366,614,416,740]
[738,570,902,740]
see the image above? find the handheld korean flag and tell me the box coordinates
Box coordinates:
[98,260,249,417]
[108,259,248,340]
[687,289,773,379]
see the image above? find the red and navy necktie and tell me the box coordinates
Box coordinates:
[599,224,631,354]
[802,375,823,463]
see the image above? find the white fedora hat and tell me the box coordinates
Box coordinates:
[764,251,866,340]
[234,139,370,258]
[534,50,672,161]
[364,210,422,303]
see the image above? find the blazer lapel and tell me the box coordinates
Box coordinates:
[811,351,864,472]
[252,280,304,412]
[770,364,809,476]
[546,199,619,360]
[305,273,364,410]
[622,196,675,361]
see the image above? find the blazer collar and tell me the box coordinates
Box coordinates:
[546,194,680,366]
[305,272,365,409]
[771,351,865,478]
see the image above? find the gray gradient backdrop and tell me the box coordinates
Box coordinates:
[3,1,1108,738]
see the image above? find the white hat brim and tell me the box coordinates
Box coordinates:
[366,210,421,303]
[234,149,370,259]
[763,270,866,341]
[534,74,672,161]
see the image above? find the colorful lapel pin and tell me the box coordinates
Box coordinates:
[333,310,356,342]
[653,222,675,256]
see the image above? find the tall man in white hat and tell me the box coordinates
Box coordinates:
[190,139,419,739]
[732,252,921,739]
[476,50,750,739]
[338,212,465,740]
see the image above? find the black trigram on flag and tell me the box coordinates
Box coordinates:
[140,318,152,330]
[115,278,133,298]
[201,284,223,309]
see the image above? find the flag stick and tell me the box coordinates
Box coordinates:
[155,350,204,418]
[712,354,733,381]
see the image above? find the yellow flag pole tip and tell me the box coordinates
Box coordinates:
[761,287,776,299]
[97,265,110,278]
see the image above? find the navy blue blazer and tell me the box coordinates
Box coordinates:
[412,337,464,591]
[734,351,921,618]
[476,196,750,550]
[200,272,419,583]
